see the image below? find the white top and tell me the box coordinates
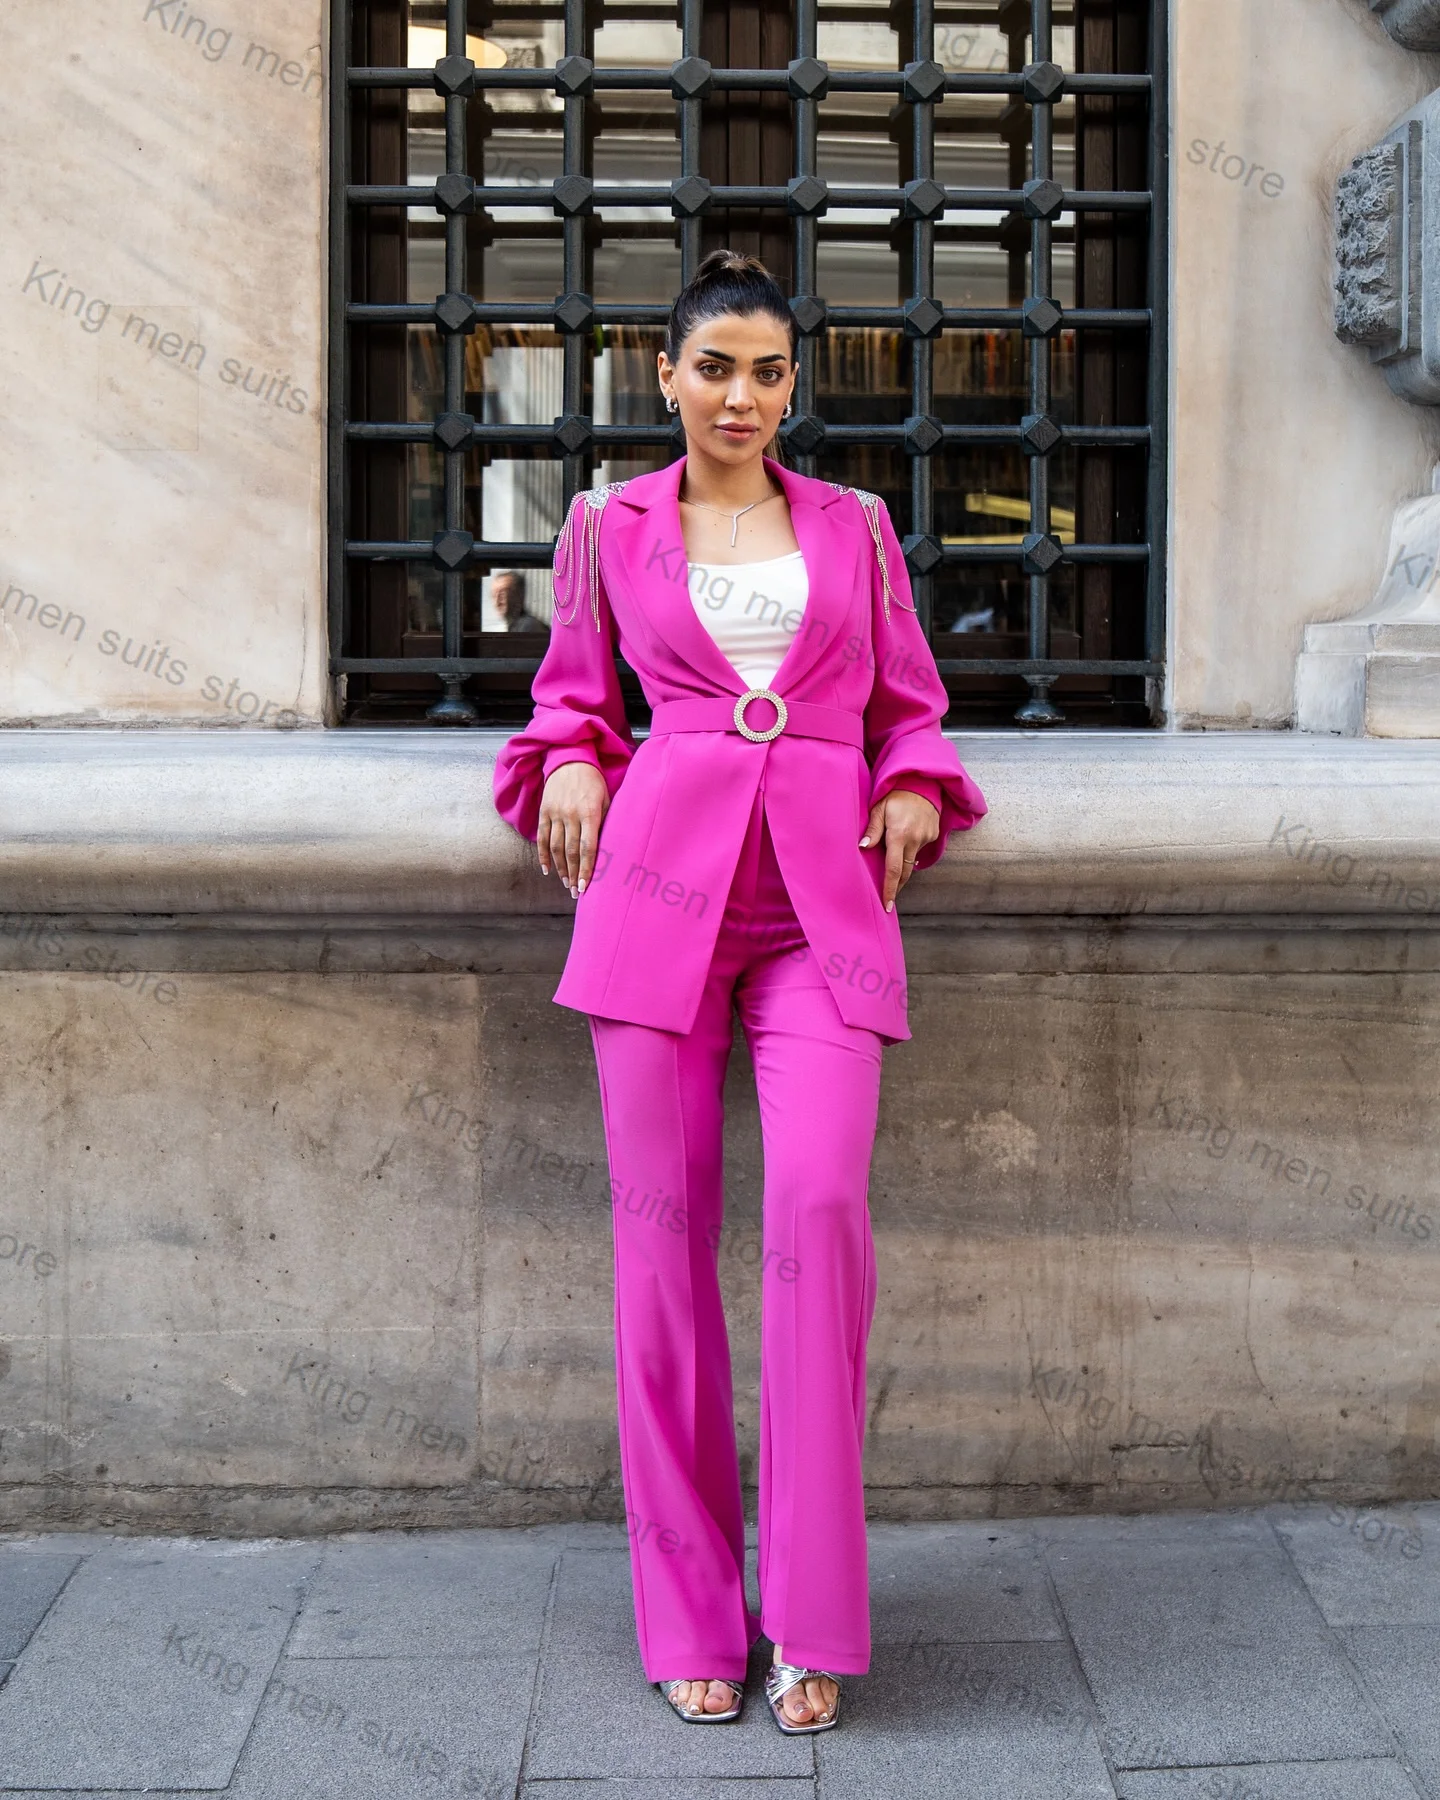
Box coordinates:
[686,551,809,689]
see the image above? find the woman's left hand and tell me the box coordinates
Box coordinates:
[859,789,942,913]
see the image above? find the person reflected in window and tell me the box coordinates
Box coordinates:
[492,570,549,635]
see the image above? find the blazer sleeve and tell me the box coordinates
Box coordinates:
[858,492,988,872]
[491,491,636,843]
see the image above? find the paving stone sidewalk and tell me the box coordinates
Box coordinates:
[1,1503,1438,1798]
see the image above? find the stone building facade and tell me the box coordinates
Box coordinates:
[1,0,1438,1534]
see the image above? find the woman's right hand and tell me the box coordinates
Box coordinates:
[537,760,611,896]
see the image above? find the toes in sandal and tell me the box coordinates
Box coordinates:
[765,1660,841,1734]
[657,1677,744,1723]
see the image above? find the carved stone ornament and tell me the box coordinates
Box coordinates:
[1334,143,1405,354]
[1370,0,1440,50]
[1333,104,1439,403]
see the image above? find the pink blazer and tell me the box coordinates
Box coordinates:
[492,452,988,1044]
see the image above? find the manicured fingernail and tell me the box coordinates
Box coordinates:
[886,900,894,912]
[577,878,587,894]
[858,837,870,847]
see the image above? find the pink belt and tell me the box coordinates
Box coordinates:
[649,689,864,749]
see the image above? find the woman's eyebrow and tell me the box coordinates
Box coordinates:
[693,347,788,365]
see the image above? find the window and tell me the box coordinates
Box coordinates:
[333,0,1164,726]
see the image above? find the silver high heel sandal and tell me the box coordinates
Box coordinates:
[764,1660,841,1734]
[656,1677,744,1723]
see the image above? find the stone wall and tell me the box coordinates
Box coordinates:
[0,0,327,727]
[2,732,1438,1532]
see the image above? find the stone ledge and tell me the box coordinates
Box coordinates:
[1,728,1438,919]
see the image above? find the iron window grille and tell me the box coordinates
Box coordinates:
[333,0,1165,727]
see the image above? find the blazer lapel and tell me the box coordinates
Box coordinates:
[609,455,745,695]
[607,453,862,698]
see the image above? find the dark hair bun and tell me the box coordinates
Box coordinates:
[665,251,796,370]
[693,248,770,283]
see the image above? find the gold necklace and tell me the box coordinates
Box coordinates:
[679,488,783,549]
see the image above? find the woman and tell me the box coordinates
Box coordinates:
[493,249,987,1734]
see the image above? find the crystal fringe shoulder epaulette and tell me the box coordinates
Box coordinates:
[552,479,632,630]
[823,483,917,624]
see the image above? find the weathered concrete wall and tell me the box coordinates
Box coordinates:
[3,933,1438,1532]
[0,973,481,1516]
[0,0,327,726]
[2,732,1438,1533]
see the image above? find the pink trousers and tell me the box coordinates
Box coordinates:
[587,784,883,1684]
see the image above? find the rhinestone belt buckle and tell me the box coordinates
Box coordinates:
[733,687,788,742]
